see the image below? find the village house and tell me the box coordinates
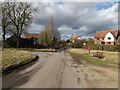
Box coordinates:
[94,29,120,45]
[25,33,40,39]
[25,33,40,45]
[70,36,83,43]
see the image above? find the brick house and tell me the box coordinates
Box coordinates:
[94,29,120,45]
[25,33,40,39]
[25,33,40,45]
[70,36,83,43]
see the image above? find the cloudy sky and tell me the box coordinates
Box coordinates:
[0,1,118,40]
[27,2,118,40]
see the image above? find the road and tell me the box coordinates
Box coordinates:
[2,51,118,88]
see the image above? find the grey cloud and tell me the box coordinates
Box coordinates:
[28,23,44,33]
[28,2,118,39]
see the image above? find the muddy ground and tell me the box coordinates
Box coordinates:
[2,51,118,88]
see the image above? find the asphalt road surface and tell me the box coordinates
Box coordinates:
[2,51,118,88]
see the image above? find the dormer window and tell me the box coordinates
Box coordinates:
[108,37,111,40]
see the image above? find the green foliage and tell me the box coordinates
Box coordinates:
[68,49,118,65]
[68,51,115,66]
[66,39,70,43]
[71,42,83,48]
[84,44,119,52]
[8,48,57,52]
[71,41,85,48]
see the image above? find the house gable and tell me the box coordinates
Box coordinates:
[77,37,81,40]
[70,36,82,43]
[95,29,119,38]
[70,36,79,41]
[104,32,115,42]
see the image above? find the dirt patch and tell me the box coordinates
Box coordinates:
[77,77,81,85]
[67,52,118,88]
[72,56,84,65]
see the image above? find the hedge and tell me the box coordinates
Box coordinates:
[71,41,83,48]
[84,44,120,52]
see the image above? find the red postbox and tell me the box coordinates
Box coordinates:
[88,46,91,54]
[88,46,91,51]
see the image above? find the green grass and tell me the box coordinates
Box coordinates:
[67,48,118,66]
[2,48,37,71]
[8,48,57,52]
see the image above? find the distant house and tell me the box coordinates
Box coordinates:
[94,29,120,45]
[70,36,83,43]
[25,33,40,45]
[25,33,40,39]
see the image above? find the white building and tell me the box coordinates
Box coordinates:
[94,29,120,45]
[70,36,83,43]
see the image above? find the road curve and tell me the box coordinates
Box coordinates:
[2,51,118,88]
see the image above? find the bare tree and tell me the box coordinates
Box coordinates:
[2,2,37,47]
[0,2,10,47]
[38,16,61,47]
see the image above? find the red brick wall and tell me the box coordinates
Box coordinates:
[94,38,103,44]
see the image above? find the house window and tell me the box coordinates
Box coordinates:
[97,38,99,40]
[101,42,105,44]
[108,37,111,40]
[108,42,111,44]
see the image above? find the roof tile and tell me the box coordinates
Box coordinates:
[95,29,119,38]
[25,33,40,38]
[70,36,79,40]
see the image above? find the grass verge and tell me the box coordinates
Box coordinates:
[67,48,118,66]
[2,48,38,74]
[8,48,57,52]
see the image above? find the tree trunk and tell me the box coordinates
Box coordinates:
[2,27,6,47]
[16,40,19,48]
[16,36,20,48]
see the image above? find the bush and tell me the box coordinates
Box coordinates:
[71,41,84,48]
[4,35,35,48]
[4,35,22,48]
[103,45,119,51]
[84,44,119,52]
